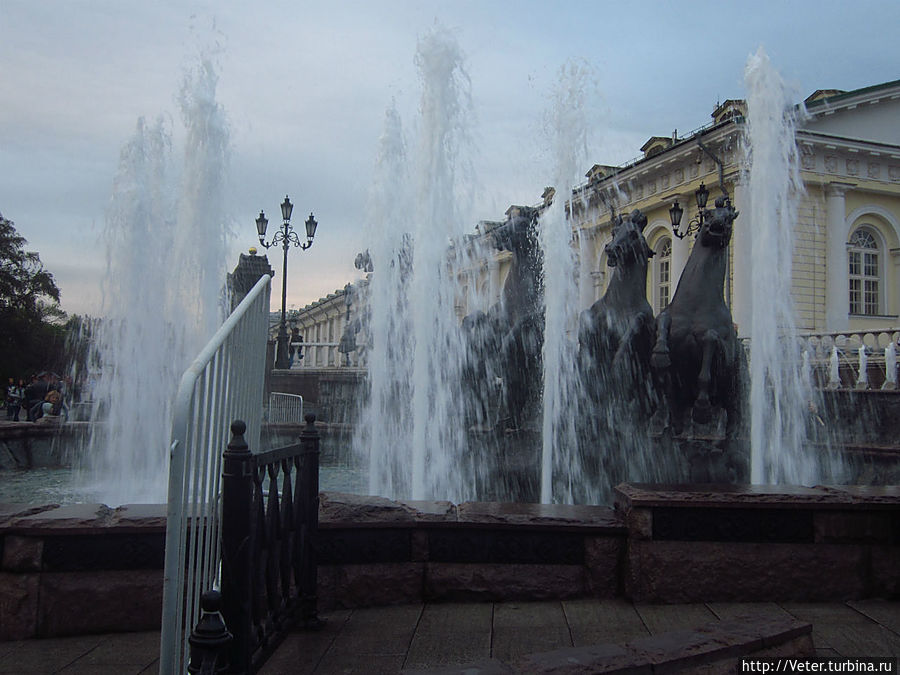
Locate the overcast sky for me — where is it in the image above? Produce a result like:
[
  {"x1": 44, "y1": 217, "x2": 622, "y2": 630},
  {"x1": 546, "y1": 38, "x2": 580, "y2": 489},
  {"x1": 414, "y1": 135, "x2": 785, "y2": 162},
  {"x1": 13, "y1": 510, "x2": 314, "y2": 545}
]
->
[{"x1": 2, "y1": 0, "x2": 899, "y2": 317}]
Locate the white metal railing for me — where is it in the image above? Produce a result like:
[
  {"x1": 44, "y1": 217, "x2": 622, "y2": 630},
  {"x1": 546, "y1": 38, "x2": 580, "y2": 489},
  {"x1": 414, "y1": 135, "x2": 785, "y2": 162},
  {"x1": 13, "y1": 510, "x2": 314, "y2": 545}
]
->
[
  {"x1": 267, "y1": 391, "x2": 304, "y2": 423},
  {"x1": 159, "y1": 274, "x2": 271, "y2": 675}
]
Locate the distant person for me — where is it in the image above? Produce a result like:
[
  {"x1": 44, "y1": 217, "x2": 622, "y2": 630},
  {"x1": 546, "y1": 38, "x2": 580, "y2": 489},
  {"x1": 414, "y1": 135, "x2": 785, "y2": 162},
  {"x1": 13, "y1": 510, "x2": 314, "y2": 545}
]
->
[
  {"x1": 6, "y1": 377, "x2": 23, "y2": 421},
  {"x1": 36, "y1": 390, "x2": 62, "y2": 425},
  {"x1": 288, "y1": 327, "x2": 302, "y2": 368},
  {"x1": 24, "y1": 374, "x2": 49, "y2": 422}
]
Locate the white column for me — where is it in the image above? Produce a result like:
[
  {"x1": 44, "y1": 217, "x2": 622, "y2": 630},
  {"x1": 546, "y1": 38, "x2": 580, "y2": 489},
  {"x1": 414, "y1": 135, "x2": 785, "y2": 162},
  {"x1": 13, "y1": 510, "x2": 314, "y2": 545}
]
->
[
  {"x1": 578, "y1": 228, "x2": 596, "y2": 309},
  {"x1": 730, "y1": 179, "x2": 752, "y2": 337},
  {"x1": 825, "y1": 183, "x2": 852, "y2": 331},
  {"x1": 670, "y1": 230, "x2": 690, "y2": 298},
  {"x1": 489, "y1": 258, "x2": 501, "y2": 305}
]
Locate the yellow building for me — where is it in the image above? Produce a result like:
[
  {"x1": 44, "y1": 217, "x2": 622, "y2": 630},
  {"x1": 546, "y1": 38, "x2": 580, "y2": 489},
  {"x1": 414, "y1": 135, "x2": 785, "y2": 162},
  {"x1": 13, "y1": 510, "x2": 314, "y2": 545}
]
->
[{"x1": 565, "y1": 78, "x2": 900, "y2": 339}]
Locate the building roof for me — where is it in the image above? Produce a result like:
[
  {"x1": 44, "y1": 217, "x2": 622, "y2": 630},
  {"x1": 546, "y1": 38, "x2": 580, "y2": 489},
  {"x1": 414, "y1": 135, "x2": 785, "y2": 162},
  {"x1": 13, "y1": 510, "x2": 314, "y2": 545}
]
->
[{"x1": 803, "y1": 78, "x2": 900, "y2": 111}]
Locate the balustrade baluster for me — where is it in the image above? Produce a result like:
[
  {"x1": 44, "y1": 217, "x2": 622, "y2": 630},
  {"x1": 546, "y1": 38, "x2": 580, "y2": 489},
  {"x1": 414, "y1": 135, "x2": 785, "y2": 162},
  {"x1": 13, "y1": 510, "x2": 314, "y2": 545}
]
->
[
  {"x1": 299, "y1": 414, "x2": 323, "y2": 630},
  {"x1": 265, "y1": 464, "x2": 282, "y2": 629},
  {"x1": 279, "y1": 459, "x2": 295, "y2": 613},
  {"x1": 884, "y1": 342, "x2": 898, "y2": 390}
]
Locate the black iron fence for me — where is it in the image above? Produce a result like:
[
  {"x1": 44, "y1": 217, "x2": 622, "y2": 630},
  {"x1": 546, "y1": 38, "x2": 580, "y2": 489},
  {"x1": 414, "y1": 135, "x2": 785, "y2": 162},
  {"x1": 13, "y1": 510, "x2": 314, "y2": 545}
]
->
[{"x1": 189, "y1": 414, "x2": 322, "y2": 674}]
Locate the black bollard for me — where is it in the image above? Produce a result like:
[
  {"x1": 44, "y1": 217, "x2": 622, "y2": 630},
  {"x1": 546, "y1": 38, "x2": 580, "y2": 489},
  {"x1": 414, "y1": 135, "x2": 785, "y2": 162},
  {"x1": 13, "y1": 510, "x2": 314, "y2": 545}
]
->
[
  {"x1": 188, "y1": 590, "x2": 232, "y2": 674},
  {"x1": 220, "y1": 420, "x2": 253, "y2": 672},
  {"x1": 299, "y1": 413, "x2": 324, "y2": 630}
]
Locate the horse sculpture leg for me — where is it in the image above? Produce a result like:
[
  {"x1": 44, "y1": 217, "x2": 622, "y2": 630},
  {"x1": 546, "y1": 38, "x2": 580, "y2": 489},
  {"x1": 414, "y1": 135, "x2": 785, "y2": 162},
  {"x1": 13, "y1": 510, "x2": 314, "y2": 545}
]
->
[
  {"x1": 693, "y1": 328, "x2": 721, "y2": 425},
  {"x1": 651, "y1": 312, "x2": 671, "y2": 370}
]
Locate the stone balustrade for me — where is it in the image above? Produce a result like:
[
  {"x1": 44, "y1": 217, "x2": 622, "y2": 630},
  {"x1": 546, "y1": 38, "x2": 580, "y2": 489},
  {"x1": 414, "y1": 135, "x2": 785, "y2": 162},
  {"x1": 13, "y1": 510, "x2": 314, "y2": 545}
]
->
[
  {"x1": 289, "y1": 341, "x2": 366, "y2": 369},
  {"x1": 742, "y1": 328, "x2": 900, "y2": 391}
]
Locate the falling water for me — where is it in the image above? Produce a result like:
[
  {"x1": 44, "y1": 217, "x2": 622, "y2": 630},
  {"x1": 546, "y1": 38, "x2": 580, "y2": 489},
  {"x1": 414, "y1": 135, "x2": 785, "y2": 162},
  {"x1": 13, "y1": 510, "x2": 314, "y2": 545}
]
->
[
  {"x1": 744, "y1": 48, "x2": 817, "y2": 484},
  {"x1": 79, "y1": 56, "x2": 231, "y2": 505},
  {"x1": 539, "y1": 61, "x2": 593, "y2": 504},
  {"x1": 356, "y1": 26, "x2": 480, "y2": 502}
]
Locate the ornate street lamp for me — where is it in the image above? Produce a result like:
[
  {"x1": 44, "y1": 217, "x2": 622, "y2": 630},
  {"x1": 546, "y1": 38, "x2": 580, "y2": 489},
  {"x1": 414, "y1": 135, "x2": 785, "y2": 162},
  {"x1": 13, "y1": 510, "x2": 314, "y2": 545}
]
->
[
  {"x1": 669, "y1": 182, "x2": 727, "y2": 239},
  {"x1": 256, "y1": 195, "x2": 318, "y2": 369}
]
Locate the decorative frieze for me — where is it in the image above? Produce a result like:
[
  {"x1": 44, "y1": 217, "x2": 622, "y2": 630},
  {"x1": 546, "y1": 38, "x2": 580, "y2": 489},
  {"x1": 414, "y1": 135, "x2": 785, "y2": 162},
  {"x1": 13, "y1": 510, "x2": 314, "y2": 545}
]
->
[
  {"x1": 868, "y1": 162, "x2": 881, "y2": 179},
  {"x1": 847, "y1": 159, "x2": 859, "y2": 176},
  {"x1": 800, "y1": 144, "x2": 816, "y2": 170}
]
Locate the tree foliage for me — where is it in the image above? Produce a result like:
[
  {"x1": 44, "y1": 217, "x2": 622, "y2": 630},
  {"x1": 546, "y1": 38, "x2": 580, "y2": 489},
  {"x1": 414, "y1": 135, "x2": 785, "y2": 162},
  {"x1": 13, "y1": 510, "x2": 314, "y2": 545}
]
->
[{"x1": 0, "y1": 212, "x2": 68, "y2": 378}]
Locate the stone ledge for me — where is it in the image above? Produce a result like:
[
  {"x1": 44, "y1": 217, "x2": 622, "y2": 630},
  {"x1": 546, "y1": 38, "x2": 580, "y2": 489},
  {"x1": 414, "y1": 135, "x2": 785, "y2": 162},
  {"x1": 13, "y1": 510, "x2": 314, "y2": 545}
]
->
[
  {"x1": 1, "y1": 503, "x2": 167, "y2": 535},
  {"x1": 319, "y1": 493, "x2": 624, "y2": 533},
  {"x1": 615, "y1": 483, "x2": 900, "y2": 511},
  {"x1": 319, "y1": 492, "x2": 457, "y2": 527},
  {"x1": 457, "y1": 502, "x2": 624, "y2": 533}
]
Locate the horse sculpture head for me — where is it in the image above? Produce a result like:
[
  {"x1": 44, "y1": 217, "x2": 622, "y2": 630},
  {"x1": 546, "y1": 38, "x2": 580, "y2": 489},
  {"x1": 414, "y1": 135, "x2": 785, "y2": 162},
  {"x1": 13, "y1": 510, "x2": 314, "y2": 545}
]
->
[
  {"x1": 605, "y1": 209, "x2": 654, "y2": 268},
  {"x1": 493, "y1": 209, "x2": 539, "y2": 260},
  {"x1": 698, "y1": 196, "x2": 739, "y2": 249}
]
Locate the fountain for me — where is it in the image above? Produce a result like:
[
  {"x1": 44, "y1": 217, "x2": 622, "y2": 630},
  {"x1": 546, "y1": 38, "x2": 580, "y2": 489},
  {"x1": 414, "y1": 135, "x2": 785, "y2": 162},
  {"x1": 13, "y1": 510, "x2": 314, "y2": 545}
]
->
[
  {"x1": 76, "y1": 55, "x2": 231, "y2": 506},
  {"x1": 354, "y1": 25, "x2": 484, "y2": 503},
  {"x1": 744, "y1": 48, "x2": 819, "y2": 485},
  {"x1": 353, "y1": 38, "x2": 863, "y2": 506}
]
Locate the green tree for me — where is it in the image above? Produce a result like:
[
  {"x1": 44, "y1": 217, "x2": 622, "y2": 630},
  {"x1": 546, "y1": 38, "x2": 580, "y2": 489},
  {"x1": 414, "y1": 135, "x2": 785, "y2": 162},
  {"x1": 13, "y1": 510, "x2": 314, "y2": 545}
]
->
[{"x1": 0, "y1": 212, "x2": 67, "y2": 379}]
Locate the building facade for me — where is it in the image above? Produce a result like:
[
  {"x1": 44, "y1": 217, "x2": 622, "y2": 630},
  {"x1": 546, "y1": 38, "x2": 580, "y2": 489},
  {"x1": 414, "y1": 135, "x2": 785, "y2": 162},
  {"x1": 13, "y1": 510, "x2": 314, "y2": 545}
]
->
[
  {"x1": 295, "y1": 79, "x2": 900, "y2": 372},
  {"x1": 568, "y1": 79, "x2": 900, "y2": 339}
]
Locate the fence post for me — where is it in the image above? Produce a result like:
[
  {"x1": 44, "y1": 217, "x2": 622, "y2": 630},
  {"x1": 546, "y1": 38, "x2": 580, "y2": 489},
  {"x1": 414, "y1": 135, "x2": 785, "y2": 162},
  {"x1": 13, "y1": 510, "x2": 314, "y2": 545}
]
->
[
  {"x1": 188, "y1": 590, "x2": 232, "y2": 674},
  {"x1": 221, "y1": 421, "x2": 254, "y2": 673},
  {"x1": 299, "y1": 413, "x2": 324, "y2": 630}
]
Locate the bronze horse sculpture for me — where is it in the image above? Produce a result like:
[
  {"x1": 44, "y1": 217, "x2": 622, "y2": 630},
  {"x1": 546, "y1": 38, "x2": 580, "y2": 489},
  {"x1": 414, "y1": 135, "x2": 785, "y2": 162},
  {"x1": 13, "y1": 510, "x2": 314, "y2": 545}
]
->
[
  {"x1": 495, "y1": 208, "x2": 543, "y2": 430},
  {"x1": 461, "y1": 208, "x2": 543, "y2": 430},
  {"x1": 578, "y1": 209, "x2": 656, "y2": 411},
  {"x1": 651, "y1": 196, "x2": 745, "y2": 437}
]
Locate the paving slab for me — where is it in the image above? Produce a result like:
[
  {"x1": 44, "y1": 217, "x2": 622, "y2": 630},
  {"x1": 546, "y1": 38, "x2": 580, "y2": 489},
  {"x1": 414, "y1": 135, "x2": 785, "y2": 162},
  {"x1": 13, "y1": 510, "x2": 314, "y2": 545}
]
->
[
  {"x1": 257, "y1": 609, "x2": 351, "y2": 675},
  {"x1": 491, "y1": 601, "x2": 571, "y2": 663},
  {"x1": 562, "y1": 597, "x2": 650, "y2": 646},
  {"x1": 634, "y1": 602, "x2": 718, "y2": 634},
  {"x1": 0, "y1": 634, "x2": 107, "y2": 674},
  {"x1": 56, "y1": 631, "x2": 159, "y2": 671},
  {"x1": 403, "y1": 603, "x2": 493, "y2": 670},
  {"x1": 848, "y1": 599, "x2": 900, "y2": 634},
  {"x1": 313, "y1": 605, "x2": 424, "y2": 674},
  {"x1": 706, "y1": 601, "x2": 795, "y2": 622},
  {"x1": 782, "y1": 602, "x2": 900, "y2": 657}
]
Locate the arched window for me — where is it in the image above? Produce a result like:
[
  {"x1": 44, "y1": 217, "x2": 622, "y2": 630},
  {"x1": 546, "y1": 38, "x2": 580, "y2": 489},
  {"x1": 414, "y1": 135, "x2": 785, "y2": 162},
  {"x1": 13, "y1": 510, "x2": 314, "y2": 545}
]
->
[
  {"x1": 848, "y1": 227, "x2": 881, "y2": 316},
  {"x1": 655, "y1": 237, "x2": 672, "y2": 313}
]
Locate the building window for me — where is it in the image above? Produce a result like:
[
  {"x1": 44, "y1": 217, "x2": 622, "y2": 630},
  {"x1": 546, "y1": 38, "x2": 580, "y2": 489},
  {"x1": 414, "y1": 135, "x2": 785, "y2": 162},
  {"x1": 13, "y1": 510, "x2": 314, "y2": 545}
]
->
[
  {"x1": 848, "y1": 227, "x2": 880, "y2": 316},
  {"x1": 655, "y1": 237, "x2": 672, "y2": 313}
]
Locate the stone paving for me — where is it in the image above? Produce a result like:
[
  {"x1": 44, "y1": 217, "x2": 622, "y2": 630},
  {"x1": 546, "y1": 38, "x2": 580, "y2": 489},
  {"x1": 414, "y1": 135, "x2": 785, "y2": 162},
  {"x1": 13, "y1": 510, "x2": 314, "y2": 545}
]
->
[{"x1": 0, "y1": 598, "x2": 897, "y2": 674}]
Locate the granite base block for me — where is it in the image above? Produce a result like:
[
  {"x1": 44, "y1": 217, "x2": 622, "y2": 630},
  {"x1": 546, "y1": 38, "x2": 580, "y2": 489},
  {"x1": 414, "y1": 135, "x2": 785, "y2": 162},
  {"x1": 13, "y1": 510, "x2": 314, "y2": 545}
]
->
[
  {"x1": 625, "y1": 540, "x2": 867, "y2": 603},
  {"x1": 0, "y1": 572, "x2": 39, "y2": 640},
  {"x1": 37, "y1": 569, "x2": 163, "y2": 637},
  {"x1": 584, "y1": 536, "x2": 622, "y2": 597},
  {"x1": 425, "y1": 564, "x2": 588, "y2": 602},
  {"x1": 320, "y1": 562, "x2": 425, "y2": 609}
]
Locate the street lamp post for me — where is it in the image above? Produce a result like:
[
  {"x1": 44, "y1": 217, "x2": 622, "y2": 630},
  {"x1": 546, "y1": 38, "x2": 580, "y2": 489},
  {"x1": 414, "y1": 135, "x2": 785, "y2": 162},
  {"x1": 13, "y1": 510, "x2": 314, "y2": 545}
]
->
[{"x1": 256, "y1": 195, "x2": 318, "y2": 369}]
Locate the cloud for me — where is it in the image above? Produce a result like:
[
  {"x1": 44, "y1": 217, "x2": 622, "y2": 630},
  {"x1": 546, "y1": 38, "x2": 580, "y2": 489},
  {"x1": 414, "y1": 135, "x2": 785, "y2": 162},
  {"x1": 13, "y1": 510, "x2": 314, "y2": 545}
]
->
[{"x1": 3, "y1": 0, "x2": 900, "y2": 318}]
